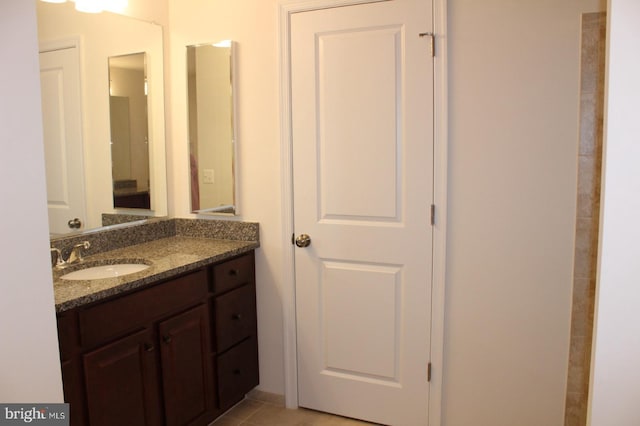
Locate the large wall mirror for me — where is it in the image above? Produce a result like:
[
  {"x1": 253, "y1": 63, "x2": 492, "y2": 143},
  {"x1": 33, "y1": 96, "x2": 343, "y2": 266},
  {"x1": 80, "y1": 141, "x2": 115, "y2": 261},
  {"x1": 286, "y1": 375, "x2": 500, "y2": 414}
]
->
[
  {"x1": 187, "y1": 41, "x2": 238, "y2": 215},
  {"x1": 37, "y1": 1, "x2": 167, "y2": 236}
]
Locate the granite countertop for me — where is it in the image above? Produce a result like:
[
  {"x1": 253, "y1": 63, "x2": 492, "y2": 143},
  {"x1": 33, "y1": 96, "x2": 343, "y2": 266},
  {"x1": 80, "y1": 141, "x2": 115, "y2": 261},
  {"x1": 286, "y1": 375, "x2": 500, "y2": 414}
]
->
[
  {"x1": 53, "y1": 236, "x2": 258, "y2": 313},
  {"x1": 113, "y1": 187, "x2": 150, "y2": 196}
]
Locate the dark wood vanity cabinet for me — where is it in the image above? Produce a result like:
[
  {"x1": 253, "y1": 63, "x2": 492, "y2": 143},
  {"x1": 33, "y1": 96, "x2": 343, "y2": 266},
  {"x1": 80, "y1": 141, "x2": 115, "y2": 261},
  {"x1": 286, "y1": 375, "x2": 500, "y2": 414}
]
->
[
  {"x1": 211, "y1": 254, "x2": 259, "y2": 411},
  {"x1": 56, "y1": 251, "x2": 258, "y2": 425}
]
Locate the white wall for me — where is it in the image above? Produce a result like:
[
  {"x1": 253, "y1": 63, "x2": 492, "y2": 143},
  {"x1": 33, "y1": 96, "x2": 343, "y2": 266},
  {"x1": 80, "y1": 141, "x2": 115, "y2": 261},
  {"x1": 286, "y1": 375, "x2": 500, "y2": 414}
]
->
[
  {"x1": 168, "y1": 0, "x2": 285, "y2": 394},
  {"x1": 444, "y1": 1, "x2": 603, "y2": 424},
  {"x1": 588, "y1": 1, "x2": 640, "y2": 424},
  {"x1": 0, "y1": 0, "x2": 63, "y2": 403}
]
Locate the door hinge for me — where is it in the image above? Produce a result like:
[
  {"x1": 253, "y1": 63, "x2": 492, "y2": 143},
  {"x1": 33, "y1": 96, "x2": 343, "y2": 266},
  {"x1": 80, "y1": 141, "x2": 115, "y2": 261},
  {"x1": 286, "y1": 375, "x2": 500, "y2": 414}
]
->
[
  {"x1": 419, "y1": 32, "x2": 435, "y2": 57},
  {"x1": 427, "y1": 362, "x2": 432, "y2": 382},
  {"x1": 430, "y1": 204, "x2": 436, "y2": 226}
]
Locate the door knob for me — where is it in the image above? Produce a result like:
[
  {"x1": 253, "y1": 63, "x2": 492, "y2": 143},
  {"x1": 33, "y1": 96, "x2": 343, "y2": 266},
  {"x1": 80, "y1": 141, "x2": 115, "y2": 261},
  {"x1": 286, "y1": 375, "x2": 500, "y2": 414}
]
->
[
  {"x1": 295, "y1": 234, "x2": 311, "y2": 248},
  {"x1": 67, "y1": 218, "x2": 82, "y2": 229}
]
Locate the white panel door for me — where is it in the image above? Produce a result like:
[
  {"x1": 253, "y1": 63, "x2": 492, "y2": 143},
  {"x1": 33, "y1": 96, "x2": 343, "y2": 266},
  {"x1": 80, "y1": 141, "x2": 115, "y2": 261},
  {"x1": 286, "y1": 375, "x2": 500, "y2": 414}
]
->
[
  {"x1": 39, "y1": 47, "x2": 86, "y2": 235},
  {"x1": 291, "y1": 1, "x2": 434, "y2": 424}
]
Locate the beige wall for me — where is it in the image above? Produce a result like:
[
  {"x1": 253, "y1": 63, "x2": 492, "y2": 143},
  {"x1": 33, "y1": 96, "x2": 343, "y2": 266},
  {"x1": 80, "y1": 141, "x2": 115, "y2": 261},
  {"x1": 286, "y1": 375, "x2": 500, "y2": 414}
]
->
[
  {"x1": 168, "y1": 0, "x2": 285, "y2": 393},
  {"x1": 0, "y1": 0, "x2": 63, "y2": 402},
  {"x1": 445, "y1": 0, "x2": 603, "y2": 424}
]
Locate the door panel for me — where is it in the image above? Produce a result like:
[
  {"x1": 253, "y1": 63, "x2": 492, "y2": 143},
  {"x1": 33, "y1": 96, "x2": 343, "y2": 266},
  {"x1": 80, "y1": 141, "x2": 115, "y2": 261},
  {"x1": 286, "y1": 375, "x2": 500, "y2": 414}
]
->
[
  {"x1": 322, "y1": 261, "x2": 401, "y2": 380},
  {"x1": 291, "y1": 1, "x2": 434, "y2": 424},
  {"x1": 159, "y1": 305, "x2": 212, "y2": 426},
  {"x1": 83, "y1": 329, "x2": 162, "y2": 426},
  {"x1": 318, "y1": 26, "x2": 401, "y2": 221},
  {"x1": 39, "y1": 46, "x2": 86, "y2": 235}
]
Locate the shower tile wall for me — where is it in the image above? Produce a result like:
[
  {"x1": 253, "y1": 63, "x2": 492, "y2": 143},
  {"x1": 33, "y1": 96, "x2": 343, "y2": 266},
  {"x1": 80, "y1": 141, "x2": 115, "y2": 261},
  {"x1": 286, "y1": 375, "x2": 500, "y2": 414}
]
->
[{"x1": 565, "y1": 12, "x2": 606, "y2": 426}]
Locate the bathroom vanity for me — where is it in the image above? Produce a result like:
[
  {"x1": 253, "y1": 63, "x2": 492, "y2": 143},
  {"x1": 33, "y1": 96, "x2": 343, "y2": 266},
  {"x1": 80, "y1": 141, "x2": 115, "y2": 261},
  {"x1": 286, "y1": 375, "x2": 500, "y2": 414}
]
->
[{"x1": 51, "y1": 219, "x2": 260, "y2": 425}]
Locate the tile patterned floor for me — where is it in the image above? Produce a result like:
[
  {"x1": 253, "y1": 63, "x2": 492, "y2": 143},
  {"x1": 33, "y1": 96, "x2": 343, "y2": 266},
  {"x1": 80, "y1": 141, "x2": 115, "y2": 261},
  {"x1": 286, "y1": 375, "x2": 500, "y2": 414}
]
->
[{"x1": 210, "y1": 391, "x2": 377, "y2": 426}]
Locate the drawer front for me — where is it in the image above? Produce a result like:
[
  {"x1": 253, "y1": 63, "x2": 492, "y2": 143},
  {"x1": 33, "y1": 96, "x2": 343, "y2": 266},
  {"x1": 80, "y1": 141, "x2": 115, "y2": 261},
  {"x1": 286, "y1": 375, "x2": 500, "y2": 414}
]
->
[
  {"x1": 79, "y1": 269, "x2": 208, "y2": 348},
  {"x1": 214, "y1": 284, "x2": 256, "y2": 352},
  {"x1": 217, "y1": 336, "x2": 259, "y2": 409},
  {"x1": 213, "y1": 253, "x2": 254, "y2": 294}
]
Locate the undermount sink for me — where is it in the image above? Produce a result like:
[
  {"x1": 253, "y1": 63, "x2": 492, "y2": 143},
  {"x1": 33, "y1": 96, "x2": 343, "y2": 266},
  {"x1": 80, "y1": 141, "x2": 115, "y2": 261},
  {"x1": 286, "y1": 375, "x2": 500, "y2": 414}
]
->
[{"x1": 61, "y1": 263, "x2": 150, "y2": 281}]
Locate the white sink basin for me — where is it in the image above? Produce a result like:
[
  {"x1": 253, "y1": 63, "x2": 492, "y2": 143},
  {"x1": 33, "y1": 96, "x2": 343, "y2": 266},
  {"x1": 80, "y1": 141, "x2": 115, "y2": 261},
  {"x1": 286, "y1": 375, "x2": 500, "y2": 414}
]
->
[{"x1": 61, "y1": 263, "x2": 150, "y2": 281}]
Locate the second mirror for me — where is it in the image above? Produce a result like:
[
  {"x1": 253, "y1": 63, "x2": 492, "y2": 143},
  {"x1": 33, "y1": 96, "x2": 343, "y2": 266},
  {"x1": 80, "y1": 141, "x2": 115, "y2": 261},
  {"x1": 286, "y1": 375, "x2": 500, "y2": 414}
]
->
[{"x1": 187, "y1": 41, "x2": 238, "y2": 215}]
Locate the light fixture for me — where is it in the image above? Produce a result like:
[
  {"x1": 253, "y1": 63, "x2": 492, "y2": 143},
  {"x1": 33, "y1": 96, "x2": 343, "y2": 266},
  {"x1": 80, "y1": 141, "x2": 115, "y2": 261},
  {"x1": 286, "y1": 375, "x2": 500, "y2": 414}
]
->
[
  {"x1": 213, "y1": 40, "x2": 232, "y2": 48},
  {"x1": 40, "y1": 0, "x2": 129, "y2": 14},
  {"x1": 74, "y1": 0, "x2": 103, "y2": 13}
]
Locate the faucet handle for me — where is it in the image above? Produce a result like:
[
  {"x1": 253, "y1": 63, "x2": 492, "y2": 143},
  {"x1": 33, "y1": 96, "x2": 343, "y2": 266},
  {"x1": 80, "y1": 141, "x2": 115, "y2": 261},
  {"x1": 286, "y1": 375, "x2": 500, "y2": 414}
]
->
[{"x1": 50, "y1": 247, "x2": 64, "y2": 268}]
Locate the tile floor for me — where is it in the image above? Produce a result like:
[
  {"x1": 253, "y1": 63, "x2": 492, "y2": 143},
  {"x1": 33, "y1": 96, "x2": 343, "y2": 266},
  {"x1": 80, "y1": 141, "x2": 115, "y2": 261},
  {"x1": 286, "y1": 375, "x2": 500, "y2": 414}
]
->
[{"x1": 210, "y1": 391, "x2": 378, "y2": 426}]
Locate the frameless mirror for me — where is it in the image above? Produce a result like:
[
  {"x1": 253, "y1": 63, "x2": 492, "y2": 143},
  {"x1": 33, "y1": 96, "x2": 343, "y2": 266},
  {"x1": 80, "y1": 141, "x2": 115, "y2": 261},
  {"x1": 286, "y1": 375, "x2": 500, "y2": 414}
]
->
[
  {"x1": 187, "y1": 41, "x2": 238, "y2": 215},
  {"x1": 109, "y1": 53, "x2": 151, "y2": 209},
  {"x1": 36, "y1": 1, "x2": 167, "y2": 236}
]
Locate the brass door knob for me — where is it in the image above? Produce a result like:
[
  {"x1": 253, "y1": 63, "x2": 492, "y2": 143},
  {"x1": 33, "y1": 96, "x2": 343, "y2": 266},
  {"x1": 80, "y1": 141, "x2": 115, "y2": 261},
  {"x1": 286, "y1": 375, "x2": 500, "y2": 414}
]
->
[
  {"x1": 67, "y1": 218, "x2": 82, "y2": 229},
  {"x1": 295, "y1": 234, "x2": 311, "y2": 248}
]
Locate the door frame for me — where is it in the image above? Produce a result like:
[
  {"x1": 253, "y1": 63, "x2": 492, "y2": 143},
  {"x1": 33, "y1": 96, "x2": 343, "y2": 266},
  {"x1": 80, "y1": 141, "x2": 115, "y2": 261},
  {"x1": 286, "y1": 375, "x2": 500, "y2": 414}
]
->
[{"x1": 277, "y1": 0, "x2": 448, "y2": 424}]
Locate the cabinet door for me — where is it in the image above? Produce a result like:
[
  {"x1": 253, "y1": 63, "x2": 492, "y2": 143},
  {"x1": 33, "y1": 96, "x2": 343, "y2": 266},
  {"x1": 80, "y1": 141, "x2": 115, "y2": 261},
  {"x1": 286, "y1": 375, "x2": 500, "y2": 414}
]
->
[
  {"x1": 61, "y1": 360, "x2": 86, "y2": 426},
  {"x1": 159, "y1": 305, "x2": 213, "y2": 426},
  {"x1": 83, "y1": 329, "x2": 162, "y2": 426}
]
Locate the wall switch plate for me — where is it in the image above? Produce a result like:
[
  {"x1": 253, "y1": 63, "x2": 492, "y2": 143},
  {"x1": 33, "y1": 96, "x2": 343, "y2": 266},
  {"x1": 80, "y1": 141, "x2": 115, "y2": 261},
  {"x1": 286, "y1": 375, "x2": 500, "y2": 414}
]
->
[{"x1": 203, "y1": 169, "x2": 215, "y2": 184}]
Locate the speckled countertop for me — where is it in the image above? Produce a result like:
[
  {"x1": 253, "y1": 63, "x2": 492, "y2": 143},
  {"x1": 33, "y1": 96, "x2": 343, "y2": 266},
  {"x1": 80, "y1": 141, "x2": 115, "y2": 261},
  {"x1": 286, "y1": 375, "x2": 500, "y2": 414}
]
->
[
  {"x1": 53, "y1": 236, "x2": 258, "y2": 313},
  {"x1": 51, "y1": 218, "x2": 259, "y2": 313}
]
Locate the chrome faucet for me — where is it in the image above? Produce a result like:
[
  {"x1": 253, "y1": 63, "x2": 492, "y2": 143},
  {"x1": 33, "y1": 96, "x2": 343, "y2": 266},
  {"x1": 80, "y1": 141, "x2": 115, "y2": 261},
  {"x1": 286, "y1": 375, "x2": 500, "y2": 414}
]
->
[
  {"x1": 51, "y1": 241, "x2": 91, "y2": 269},
  {"x1": 67, "y1": 241, "x2": 91, "y2": 264}
]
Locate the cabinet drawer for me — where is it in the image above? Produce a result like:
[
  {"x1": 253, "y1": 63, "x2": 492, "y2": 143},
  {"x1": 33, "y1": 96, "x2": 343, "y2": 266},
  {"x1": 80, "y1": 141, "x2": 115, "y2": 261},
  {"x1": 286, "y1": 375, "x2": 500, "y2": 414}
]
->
[
  {"x1": 217, "y1": 336, "x2": 259, "y2": 409},
  {"x1": 213, "y1": 253, "x2": 254, "y2": 293},
  {"x1": 79, "y1": 269, "x2": 207, "y2": 348},
  {"x1": 214, "y1": 284, "x2": 256, "y2": 352}
]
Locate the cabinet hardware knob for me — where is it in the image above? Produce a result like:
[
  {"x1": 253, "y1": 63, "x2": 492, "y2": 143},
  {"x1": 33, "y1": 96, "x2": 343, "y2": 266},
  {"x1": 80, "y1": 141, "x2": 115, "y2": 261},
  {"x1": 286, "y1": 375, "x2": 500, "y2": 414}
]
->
[
  {"x1": 233, "y1": 369, "x2": 241, "y2": 375},
  {"x1": 162, "y1": 335, "x2": 172, "y2": 344},
  {"x1": 144, "y1": 343, "x2": 155, "y2": 352},
  {"x1": 232, "y1": 313, "x2": 243, "y2": 320},
  {"x1": 229, "y1": 269, "x2": 239, "y2": 277}
]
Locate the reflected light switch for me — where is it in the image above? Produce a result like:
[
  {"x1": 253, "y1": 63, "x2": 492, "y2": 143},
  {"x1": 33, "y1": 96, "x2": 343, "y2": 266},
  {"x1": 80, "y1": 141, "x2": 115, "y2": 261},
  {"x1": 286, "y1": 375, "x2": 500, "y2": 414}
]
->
[{"x1": 203, "y1": 169, "x2": 215, "y2": 184}]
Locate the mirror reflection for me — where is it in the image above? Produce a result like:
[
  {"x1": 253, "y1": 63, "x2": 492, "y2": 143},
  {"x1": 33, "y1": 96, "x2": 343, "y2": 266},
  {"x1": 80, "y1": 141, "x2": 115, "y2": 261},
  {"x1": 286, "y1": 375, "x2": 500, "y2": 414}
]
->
[
  {"x1": 187, "y1": 41, "x2": 238, "y2": 215},
  {"x1": 109, "y1": 53, "x2": 151, "y2": 209},
  {"x1": 36, "y1": 1, "x2": 167, "y2": 236}
]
